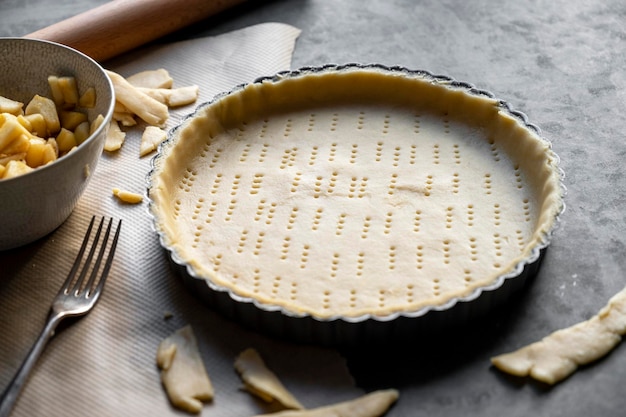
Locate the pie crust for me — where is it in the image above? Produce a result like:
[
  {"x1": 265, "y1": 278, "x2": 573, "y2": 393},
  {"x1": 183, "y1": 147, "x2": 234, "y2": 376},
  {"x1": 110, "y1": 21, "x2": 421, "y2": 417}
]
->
[{"x1": 148, "y1": 64, "x2": 564, "y2": 324}]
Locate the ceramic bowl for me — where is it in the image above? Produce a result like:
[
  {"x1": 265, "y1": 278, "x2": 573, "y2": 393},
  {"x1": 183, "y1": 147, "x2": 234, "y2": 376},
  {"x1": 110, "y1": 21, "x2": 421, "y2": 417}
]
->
[{"x1": 0, "y1": 38, "x2": 114, "y2": 250}]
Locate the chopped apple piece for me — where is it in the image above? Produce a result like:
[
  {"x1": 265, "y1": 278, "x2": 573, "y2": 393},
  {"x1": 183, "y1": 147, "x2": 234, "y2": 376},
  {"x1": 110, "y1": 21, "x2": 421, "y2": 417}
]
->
[
  {"x1": 47, "y1": 75, "x2": 64, "y2": 105},
  {"x1": 42, "y1": 139, "x2": 58, "y2": 164},
  {"x1": 0, "y1": 153, "x2": 26, "y2": 166},
  {"x1": 0, "y1": 95, "x2": 23, "y2": 115},
  {"x1": 24, "y1": 113, "x2": 47, "y2": 138},
  {"x1": 0, "y1": 113, "x2": 32, "y2": 152},
  {"x1": 60, "y1": 110, "x2": 88, "y2": 131},
  {"x1": 25, "y1": 137, "x2": 47, "y2": 168},
  {"x1": 25, "y1": 94, "x2": 60, "y2": 136},
  {"x1": 2, "y1": 133, "x2": 30, "y2": 155},
  {"x1": 74, "y1": 121, "x2": 91, "y2": 144},
  {"x1": 16, "y1": 114, "x2": 32, "y2": 131},
  {"x1": 3, "y1": 159, "x2": 33, "y2": 179},
  {"x1": 56, "y1": 128, "x2": 77, "y2": 153},
  {"x1": 90, "y1": 114, "x2": 105, "y2": 135},
  {"x1": 79, "y1": 87, "x2": 97, "y2": 108},
  {"x1": 57, "y1": 76, "x2": 79, "y2": 106}
]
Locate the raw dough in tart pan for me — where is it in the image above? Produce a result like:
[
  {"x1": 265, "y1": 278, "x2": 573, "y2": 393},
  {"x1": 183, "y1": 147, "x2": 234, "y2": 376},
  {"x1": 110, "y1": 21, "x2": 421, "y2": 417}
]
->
[{"x1": 148, "y1": 64, "x2": 564, "y2": 326}]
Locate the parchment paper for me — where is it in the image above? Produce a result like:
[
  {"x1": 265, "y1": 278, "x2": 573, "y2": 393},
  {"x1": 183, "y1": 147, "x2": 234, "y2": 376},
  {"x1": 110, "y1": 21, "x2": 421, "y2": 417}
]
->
[{"x1": 0, "y1": 23, "x2": 365, "y2": 417}]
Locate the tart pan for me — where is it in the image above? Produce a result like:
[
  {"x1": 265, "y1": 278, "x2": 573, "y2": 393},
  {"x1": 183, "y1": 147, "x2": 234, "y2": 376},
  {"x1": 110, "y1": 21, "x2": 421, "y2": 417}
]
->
[{"x1": 147, "y1": 64, "x2": 565, "y2": 345}]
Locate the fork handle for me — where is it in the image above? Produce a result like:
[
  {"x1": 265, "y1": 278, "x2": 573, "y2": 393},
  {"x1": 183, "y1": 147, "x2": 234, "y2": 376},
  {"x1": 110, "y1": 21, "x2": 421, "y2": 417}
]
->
[{"x1": 0, "y1": 314, "x2": 62, "y2": 417}]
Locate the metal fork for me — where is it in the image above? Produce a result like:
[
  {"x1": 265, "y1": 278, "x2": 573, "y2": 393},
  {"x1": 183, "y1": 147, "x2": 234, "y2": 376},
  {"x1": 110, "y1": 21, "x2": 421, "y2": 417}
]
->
[{"x1": 0, "y1": 216, "x2": 122, "y2": 417}]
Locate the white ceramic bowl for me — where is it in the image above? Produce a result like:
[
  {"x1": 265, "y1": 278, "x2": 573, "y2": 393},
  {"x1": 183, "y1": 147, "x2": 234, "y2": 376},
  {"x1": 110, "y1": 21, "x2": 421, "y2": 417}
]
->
[{"x1": 0, "y1": 38, "x2": 114, "y2": 250}]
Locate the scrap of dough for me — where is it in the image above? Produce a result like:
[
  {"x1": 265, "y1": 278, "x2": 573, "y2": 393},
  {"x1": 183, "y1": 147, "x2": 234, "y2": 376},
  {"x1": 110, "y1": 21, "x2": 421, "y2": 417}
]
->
[
  {"x1": 103, "y1": 120, "x2": 125, "y2": 152},
  {"x1": 113, "y1": 111, "x2": 137, "y2": 127},
  {"x1": 126, "y1": 68, "x2": 174, "y2": 89},
  {"x1": 105, "y1": 70, "x2": 169, "y2": 127},
  {"x1": 139, "y1": 86, "x2": 200, "y2": 107},
  {"x1": 491, "y1": 286, "x2": 626, "y2": 384},
  {"x1": 156, "y1": 325, "x2": 214, "y2": 414},
  {"x1": 140, "y1": 125, "x2": 167, "y2": 157},
  {"x1": 234, "y1": 348, "x2": 304, "y2": 410},
  {"x1": 253, "y1": 389, "x2": 399, "y2": 417}
]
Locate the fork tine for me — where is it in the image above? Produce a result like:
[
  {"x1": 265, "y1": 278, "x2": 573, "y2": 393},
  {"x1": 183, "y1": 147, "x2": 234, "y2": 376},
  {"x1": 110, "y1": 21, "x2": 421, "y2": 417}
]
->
[
  {"x1": 69, "y1": 216, "x2": 105, "y2": 295},
  {"x1": 83, "y1": 218, "x2": 117, "y2": 297},
  {"x1": 59, "y1": 215, "x2": 97, "y2": 295},
  {"x1": 82, "y1": 217, "x2": 110, "y2": 295},
  {"x1": 91, "y1": 218, "x2": 122, "y2": 297}
]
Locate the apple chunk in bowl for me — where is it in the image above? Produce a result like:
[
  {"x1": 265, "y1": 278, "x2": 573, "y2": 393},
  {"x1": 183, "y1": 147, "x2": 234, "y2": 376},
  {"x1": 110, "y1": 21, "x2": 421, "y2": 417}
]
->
[{"x1": 0, "y1": 38, "x2": 115, "y2": 250}]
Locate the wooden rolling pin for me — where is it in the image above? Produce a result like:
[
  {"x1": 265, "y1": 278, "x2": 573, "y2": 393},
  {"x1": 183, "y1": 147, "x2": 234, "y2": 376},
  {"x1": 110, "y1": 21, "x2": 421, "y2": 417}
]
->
[{"x1": 25, "y1": 0, "x2": 248, "y2": 62}]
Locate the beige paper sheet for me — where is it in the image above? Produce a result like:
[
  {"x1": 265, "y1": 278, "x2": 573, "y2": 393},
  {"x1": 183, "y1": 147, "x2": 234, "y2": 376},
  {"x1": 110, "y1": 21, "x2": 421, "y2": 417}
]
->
[{"x1": 0, "y1": 23, "x2": 363, "y2": 417}]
